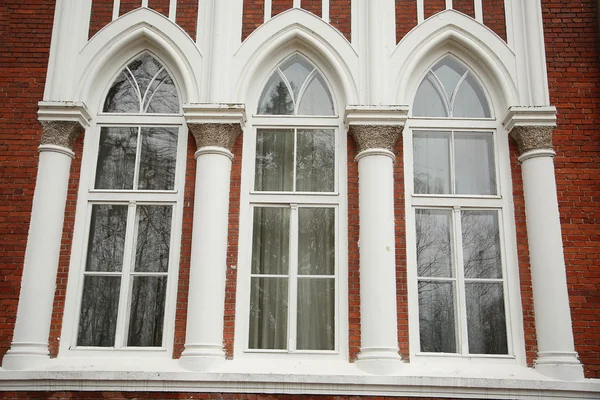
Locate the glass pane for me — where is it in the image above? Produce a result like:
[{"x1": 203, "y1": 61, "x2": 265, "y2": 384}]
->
[
  {"x1": 134, "y1": 205, "x2": 172, "y2": 273},
  {"x1": 413, "y1": 132, "x2": 451, "y2": 194},
  {"x1": 95, "y1": 127, "x2": 138, "y2": 190},
  {"x1": 298, "y1": 208, "x2": 335, "y2": 276},
  {"x1": 248, "y1": 277, "x2": 288, "y2": 350},
  {"x1": 418, "y1": 281, "x2": 457, "y2": 353},
  {"x1": 416, "y1": 209, "x2": 453, "y2": 277},
  {"x1": 127, "y1": 276, "x2": 167, "y2": 347},
  {"x1": 466, "y1": 282, "x2": 508, "y2": 354},
  {"x1": 77, "y1": 276, "x2": 120, "y2": 346},
  {"x1": 453, "y1": 73, "x2": 491, "y2": 118},
  {"x1": 462, "y1": 210, "x2": 502, "y2": 279},
  {"x1": 432, "y1": 57, "x2": 467, "y2": 100},
  {"x1": 86, "y1": 204, "x2": 128, "y2": 272},
  {"x1": 257, "y1": 72, "x2": 294, "y2": 115},
  {"x1": 255, "y1": 129, "x2": 294, "y2": 191},
  {"x1": 144, "y1": 70, "x2": 179, "y2": 113},
  {"x1": 103, "y1": 70, "x2": 140, "y2": 113},
  {"x1": 281, "y1": 55, "x2": 313, "y2": 101},
  {"x1": 297, "y1": 278, "x2": 335, "y2": 350},
  {"x1": 138, "y1": 127, "x2": 178, "y2": 190},
  {"x1": 297, "y1": 74, "x2": 335, "y2": 115},
  {"x1": 251, "y1": 207, "x2": 290, "y2": 275},
  {"x1": 296, "y1": 129, "x2": 335, "y2": 192},
  {"x1": 455, "y1": 132, "x2": 496, "y2": 195},
  {"x1": 413, "y1": 73, "x2": 448, "y2": 117},
  {"x1": 127, "y1": 53, "x2": 163, "y2": 106}
]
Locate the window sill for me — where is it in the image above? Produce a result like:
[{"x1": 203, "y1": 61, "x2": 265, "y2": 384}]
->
[{"x1": 1, "y1": 358, "x2": 598, "y2": 399}]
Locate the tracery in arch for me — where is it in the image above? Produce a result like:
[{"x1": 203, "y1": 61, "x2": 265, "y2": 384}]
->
[
  {"x1": 413, "y1": 56, "x2": 490, "y2": 118},
  {"x1": 257, "y1": 55, "x2": 335, "y2": 116},
  {"x1": 103, "y1": 53, "x2": 179, "y2": 114}
]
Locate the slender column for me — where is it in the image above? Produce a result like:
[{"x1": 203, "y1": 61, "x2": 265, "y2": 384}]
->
[
  {"x1": 350, "y1": 124, "x2": 403, "y2": 375},
  {"x1": 2, "y1": 120, "x2": 84, "y2": 370},
  {"x1": 511, "y1": 125, "x2": 584, "y2": 381},
  {"x1": 179, "y1": 122, "x2": 241, "y2": 371}
]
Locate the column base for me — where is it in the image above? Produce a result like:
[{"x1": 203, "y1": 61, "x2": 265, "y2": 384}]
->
[
  {"x1": 2, "y1": 342, "x2": 50, "y2": 370},
  {"x1": 356, "y1": 347, "x2": 403, "y2": 375},
  {"x1": 534, "y1": 351, "x2": 585, "y2": 381},
  {"x1": 179, "y1": 344, "x2": 226, "y2": 371}
]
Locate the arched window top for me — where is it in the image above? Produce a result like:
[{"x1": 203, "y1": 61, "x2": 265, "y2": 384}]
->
[
  {"x1": 103, "y1": 53, "x2": 179, "y2": 114},
  {"x1": 413, "y1": 56, "x2": 491, "y2": 118},
  {"x1": 257, "y1": 55, "x2": 335, "y2": 116}
]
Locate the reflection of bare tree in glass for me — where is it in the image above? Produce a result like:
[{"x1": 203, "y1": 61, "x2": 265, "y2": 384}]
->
[
  {"x1": 95, "y1": 128, "x2": 137, "y2": 190},
  {"x1": 138, "y1": 127, "x2": 178, "y2": 190},
  {"x1": 255, "y1": 130, "x2": 294, "y2": 191},
  {"x1": 262, "y1": 81, "x2": 294, "y2": 115},
  {"x1": 461, "y1": 211, "x2": 501, "y2": 279},
  {"x1": 414, "y1": 174, "x2": 447, "y2": 195},
  {"x1": 296, "y1": 130, "x2": 335, "y2": 192}
]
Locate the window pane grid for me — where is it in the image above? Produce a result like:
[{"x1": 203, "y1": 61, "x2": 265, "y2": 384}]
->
[{"x1": 415, "y1": 207, "x2": 508, "y2": 356}]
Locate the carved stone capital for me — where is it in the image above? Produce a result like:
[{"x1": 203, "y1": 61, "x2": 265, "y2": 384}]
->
[
  {"x1": 510, "y1": 125, "x2": 554, "y2": 155},
  {"x1": 39, "y1": 120, "x2": 84, "y2": 150},
  {"x1": 349, "y1": 124, "x2": 403, "y2": 153},
  {"x1": 188, "y1": 123, "x2": 241, "y2": 151}
]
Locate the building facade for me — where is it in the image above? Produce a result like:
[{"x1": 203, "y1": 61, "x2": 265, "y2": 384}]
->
[{"x1": 0, "y1": 0, "x2": 599, "y2": 398}]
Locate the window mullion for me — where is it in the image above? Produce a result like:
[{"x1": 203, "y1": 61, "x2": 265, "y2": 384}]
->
[
  {"x1": 288, "y1": 203, "x2": 299, "y2": 352},
  {"x1": 132, "y1": 127, "x2": 143, "y2": 190},
  {"x1": 114, "y1": 201, "x2": 138, "y2": 348},
  {"x1": 293, "y1": 129, "x2": 298, "y2": 192},
  {"x1": 449, "y1": 131, "x2": 457, "y2": 194},
  {"x1": 453, "y1": 206, "x2": 469, "y2": 355}
]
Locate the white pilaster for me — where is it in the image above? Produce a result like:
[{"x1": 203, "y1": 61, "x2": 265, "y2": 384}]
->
[
  {"x1": 504, "y1": 107, "x2": 584, "y2": 381},
  {"x1": 346, "y1": 106, "x2": 407, "y2": 375},
  {"x1": 179, "y1": 104, "x2": 245, "y2": 371},
  {"x1": 2, "y1": 103, "x2": 90, "y2": 370}
]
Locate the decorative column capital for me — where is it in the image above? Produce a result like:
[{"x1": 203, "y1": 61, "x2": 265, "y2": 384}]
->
[
  {"x1": 184, "y1": 103, "x2": 245, "y2": 152},
  {"x1": 345, "y1": 105, "x2": 408, "y2": 153},
  {"x1": 37, "y1": 101, "x2": 91, "y2": 150},
  {"x1": 503, "y1": 106, "x2": 557, "y2": 156}
]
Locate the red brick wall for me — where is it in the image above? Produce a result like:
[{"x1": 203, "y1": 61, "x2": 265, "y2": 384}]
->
[
  {"x1": 149, "y1": 0, "x2": 170, "y2": 17},
  {"x1": 424, "y1": 0, "x2": 445, "y2": 20},
  {"x1": 396, "y1": 0, "x2": 418, "y2": 43},
  {"x1": 302, "y1": 0, "x2": 322, "y2": 18},
  {"x1": 242, "y1": 0, "x2": 265, "y2": 41},
  {"x1": 119, "y1": 0, "x2": 141, "y2": 16},
  {"x1": 89, "y1": 0, "x2": 113, "y2": 39},
  {"x1": 347, "y1": 138, "x2": 360, "y2": 360},
  {"x1": 542, "y1": 0, "x2": 600, "y2": 378},
  {"x1": 0, "y1": 0, "x2": 56, "y2": 359},
  {"x1": 453, "y1": 0, "x2": 475, "y2": 19},
  {"x1": 330, "y1": 0, "x2": 351, "y2": 41},
  {"x1": 482, "y1": 0, "x2": 507, "y2": 42},
  {"x1": 272, "y1": 0, "x2": 293, "y2": 17},
  {"x1": 176, "y1": 0, "x2": 198, "y2": 41}
]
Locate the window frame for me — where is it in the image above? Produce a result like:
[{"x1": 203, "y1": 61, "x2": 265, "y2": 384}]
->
[
  {"x1": 233, "y1": 52, "x2": 348, "y2": 361},
  {"x1": 59, "y1": 53, "x2": 187, "y2": 358},
  {"x1": 404, "y1": 56, "x2": 525, "y2": 365}
]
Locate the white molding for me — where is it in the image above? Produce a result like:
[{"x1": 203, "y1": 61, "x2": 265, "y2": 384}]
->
[
  {"x1": 38, "y1": 101, "x2": 92, "y2": 127},
  {"x1": 345, "y1": 105, "x2": 408, "y2": 126},
  {"x1": 518, "y1": 149, "x2": 556, "y2": 162},
  {"x1": 502, "y1": 106, "x2": 557, "y2": 132},
  {"x1": 183, "y1": 103, "x2": 246, "y2": 126},
  {"x1": 0, "y1": 365, "x2": 599, "y2": 399},
  {"x1": 38, "y1": 144, "x2": 76, "y2": 159},
  {"x1": 194, "y1": 146, "x2": 235, "y2": 160}
]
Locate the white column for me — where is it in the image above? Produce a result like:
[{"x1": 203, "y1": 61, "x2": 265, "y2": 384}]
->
[
  {"x1": 511, "y1": 124, "x2": 584, "y2": 381},
  {"x1": 2, "y1": 118, "x2": 85, "y2": 370},
  {"x1": 349, "y1": 122, "x2": 404, "y2": 375},
  {"x1": 179, "y1": 121, "x2": 241, "y2": 371}
]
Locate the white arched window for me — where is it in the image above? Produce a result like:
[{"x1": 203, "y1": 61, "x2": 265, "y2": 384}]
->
[
  {"x1": 405, "y1": 55, "x2": 520, "y2": 360},
  {"x1": 236, "y1": 54, "x2": 347, "y2": 358},
  {"x1": 62, "y1": 52, "x2": 187, "y2": 355}
]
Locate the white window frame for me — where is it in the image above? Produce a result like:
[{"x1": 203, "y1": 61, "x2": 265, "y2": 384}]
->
[
  {"x1": 404, "y1": 57, "x2": 525, "y2": 365},
  {"x1": 59, "y1": 53, "x2": 187, "y2": 358},
  {"x1": 234, "y1": 53, "x2": 348, "y2": 361}
]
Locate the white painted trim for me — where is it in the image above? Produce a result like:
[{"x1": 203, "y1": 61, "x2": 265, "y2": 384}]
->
[
  {"x1": 194, "y1": 146, "x2": 234, "y2": 160},
  {"x1": 142, "y1": 0, "x2": 149, "y2": 8},
  {"x1": 264, "y1": 0, "x2": 272, "y2": 22},
  {"x1": 169, "y1": 0, "x2": 177, "y2": 21},
  {"x1": 322, "y1": 0, "x2": 330, "y2": 23},
  {"x1": 474, "y1": 0, "x2": 483, "y2": 23},
  {"x1": 38, "y1": 101, "x2": 92, "y2": 127},
  {"x1": 112, "y1": 0, "x2": 120, "y2": 20},
  {"x1": 502, "y1": 106, "x2": 557, "y2": 132},
  {"x1": 446, "y1": 0, "x2": 453, "y2": 10},
  {"x1": 183, "y1": 103, "x2": 246, "y2": 126},
  {"x1": 355, "y1": 148, "x2": 395, "y2": 161},
  {"x1": 293, "y1": 0, "x2": 301, "y2": 8},
  {"x1": 38, "y1": 144, "x2": 75, "y2": 159},
  {"x1": 417, "y1": 0, "x2": 425, "y2": 24},
  {"x1": 345, "y1": 105, "x2": 408, "y2": 126},
  {"x1": 518, "y1": 149, "x2": 556, "y2": 163}
]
